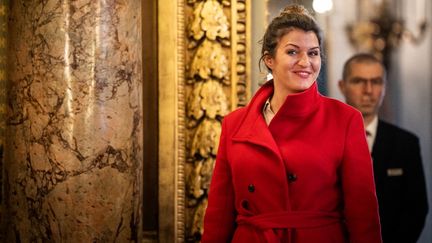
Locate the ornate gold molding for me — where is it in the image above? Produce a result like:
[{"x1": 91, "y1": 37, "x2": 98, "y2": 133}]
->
[
  {"x1": 158, "y1": 0, "x2": 249, "y2": 242},
  {"x1": 184, "y1": 0, "x2": 250, "y2": 242}
]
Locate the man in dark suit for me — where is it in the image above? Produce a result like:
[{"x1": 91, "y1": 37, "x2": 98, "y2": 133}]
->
[{"x1": 338, "y1": 53, "x2": 429, "y2": 243}]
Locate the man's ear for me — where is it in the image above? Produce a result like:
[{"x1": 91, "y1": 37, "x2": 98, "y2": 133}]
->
[{"x1": 338, "y1": 80, "x2": 346, "y2": 94}]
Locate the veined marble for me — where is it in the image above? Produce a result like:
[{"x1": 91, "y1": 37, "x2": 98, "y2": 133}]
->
[
  {"x1": 3, "y1": 0, "x2": 143, "y2": 242},
  {"x1": 0, "y1": 0, "x2": 8, "y2": 212}
]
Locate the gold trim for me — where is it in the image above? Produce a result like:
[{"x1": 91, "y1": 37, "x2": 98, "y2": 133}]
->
[
  {"x1": 158, "y1": 1, "x2": 250, "y2": 241},
  {"x1": 231, "y1": 0, "x2": 238, "y2": 109},
  {"x1": 158, "y1": 0, "x2": 181, "y2": 241},
  {"x1": 245, "y1": 0, "x2": 251, "y2": 101},
  {"x1": 176, "y1": 0, "x2": 186, "y2": 242}
]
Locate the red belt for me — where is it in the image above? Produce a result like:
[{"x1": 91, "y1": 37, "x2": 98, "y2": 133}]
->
[{"x1": 236, "y1": 211, "x2": 342, "y2": 242}]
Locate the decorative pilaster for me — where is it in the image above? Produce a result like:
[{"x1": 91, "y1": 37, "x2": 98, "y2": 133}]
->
[
  {"x1": 3, "y1": 1, "x2": 142, "y2": 242},
  {"x1": 184, "y1": 0, "x2": 250, "y2": 241}
]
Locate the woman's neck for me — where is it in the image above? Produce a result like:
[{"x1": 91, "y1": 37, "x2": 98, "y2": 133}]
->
[
  {"x1": 270, "y1": 81, "x2": 294, "y2": 114},
  {"x1": 269, "y1": 90, "x2": 286, "y2": 114}
]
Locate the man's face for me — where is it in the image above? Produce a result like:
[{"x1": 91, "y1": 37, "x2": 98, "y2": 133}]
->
[{"x1": 339, "y1": 62, "x2": 386, "y2": 118}]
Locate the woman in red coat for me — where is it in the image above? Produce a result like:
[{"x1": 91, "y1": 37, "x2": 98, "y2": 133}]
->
[{"x1": 202, "y1": 4, "x2": 382, "y2": 243}]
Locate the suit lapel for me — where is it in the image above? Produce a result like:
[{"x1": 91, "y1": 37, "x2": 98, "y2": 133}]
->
[{"x1": 371, "y1": 120, "x2": 388, "y2": 179}]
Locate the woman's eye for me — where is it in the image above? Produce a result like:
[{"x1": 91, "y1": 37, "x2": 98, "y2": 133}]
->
[
  {"x1": 286, "y1": 50, "x2": 297, "y2": 55},
  {"x1": 308, "y1": 51, "x2": 319, "y2": 56}
]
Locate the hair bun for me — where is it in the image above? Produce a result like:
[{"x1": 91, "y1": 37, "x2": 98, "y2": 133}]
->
[{"x1": 280, "y1": 4, "x2": 312, "y2": 17}]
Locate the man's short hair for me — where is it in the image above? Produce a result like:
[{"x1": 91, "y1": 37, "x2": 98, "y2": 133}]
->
[{"x1": 342, "y1": 53, "x2": 386, "y2": 80}]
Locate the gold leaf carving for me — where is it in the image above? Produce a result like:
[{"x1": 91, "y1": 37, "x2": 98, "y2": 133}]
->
[
  {"x1": 188, "y1": 0, "x2": 229, "y2": 42},
  {"x1": 186, "y1": 157, "x2": 214, "y2": 207},
  {"x1": 187, "y1": 80, "x2": 228, "y2": 126},
  {"x1": 189, "y1": 2, "x2": 205, "y2": 41},
  {"x1": 0, "y1": 22, "x2": 6, "y2": 32},
  {"x1": 200, "y1": 0, "x2": 229, "y2": 41},
  {"x1": 189, "y1": 39, "x2": 228, "y2": 80},
  {"x1": 190, "y1": 119, "x2": 221, "y2": 159},
  {"x1": 200, "y1": 157, "x2": 215, "y2": 190},
  {"x1": 187, "y1": 82, "x2": 205, "y2": 124},
  {"x1": 187, "y1": 161, "x2": 204, "y2": 199},
  {"x1": 190, "y1": 198, "x2": 207, "y2": 238},
  {"x1": 0, "y1": 37, "x2": 5, "y2": 48},
  {"x1": 185, "y1": 0, "x2": 250, "y2": 241},
  {"x1": 200, "y1": 79, "x2": 228, "y2": 119},
  {"x1": 0, "y1": 5, "x2": 5, "y2": 16}
]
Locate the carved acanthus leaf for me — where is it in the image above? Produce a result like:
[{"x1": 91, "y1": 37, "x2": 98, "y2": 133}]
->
[
  {"x1": 200, "y1": 79, "x2": 228, "y2": 119},
  {"x1": 189, "y1": 2, "x2": 206, "y2": 41},
  {"x1": 187, "y1": 79, "x2": 228, "y2": 125},
  {"x1": 200, "y1": 0, "x2": 229, "y2": 41},
  {"x1": 187, "y1": 82, "x2": 205, "y2": 124},
  {"x1": 187, "y1": 161, "x2": 204, "y2": 199},
  {"x1": 200, "y1": 157, "x2": 215, "y2": 190},
  {"x1": 189, "y1": 39, "x2": 228, "y2": 80},
  {"x1": 190, "y1": 119, "x2": 221, "y2": 159},
  {"x1": 190, "y1": 198, "x2": 207, "y2": 238},
  {"x1": 188, "y1": 0, "x2": 229, "y2": 43}
]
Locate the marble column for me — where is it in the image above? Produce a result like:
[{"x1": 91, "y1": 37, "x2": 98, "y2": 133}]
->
[
  {"x1": 3, "y1": 0, "x2": 142, "y2": 242},
  {"x1": 0, "y1": 0, "x2": 7, "y2": 216}
]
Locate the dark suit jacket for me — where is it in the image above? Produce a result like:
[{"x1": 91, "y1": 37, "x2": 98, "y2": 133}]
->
[{"x1": 372, "y1": 120, "x2": 429, "y2": 243}]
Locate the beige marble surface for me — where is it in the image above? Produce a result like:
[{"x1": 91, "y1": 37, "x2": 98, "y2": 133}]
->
[
  {"x1": 0, "y1": 0, "x2": 8, "y2": 226},
  {"x1": 3, "y1": 0, "x2": 142, "y2": 241}
]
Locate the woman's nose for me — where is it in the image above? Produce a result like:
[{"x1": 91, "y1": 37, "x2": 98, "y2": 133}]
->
[{"x1": 298, "y1": 53, "x2": 309, "y2": 67}]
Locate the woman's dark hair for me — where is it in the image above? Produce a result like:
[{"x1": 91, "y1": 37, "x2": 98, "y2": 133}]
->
[{"x1": 259, "y1": 5, "x2": 323, "y2": 71}]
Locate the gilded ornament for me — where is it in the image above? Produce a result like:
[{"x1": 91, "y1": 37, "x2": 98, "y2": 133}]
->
[
  {"x1": 0, "y1": 37, "x2": 5, "y2": 48},
  {"x1": 189, "y1": 2, "x2": 205, "y2": 41},
  {"x1": 187, "y1": 82, "x2": 205, "y2": 124},
  {"x1": 189, "y1": 198, "x2": 207, "y2": 239},
  {"x1": 187, "y1": 79, "x2": 228, "y2": 126},
  {"x1": 189, "y1": 39, "x2": 228, "y2": 80},
  {"x1": 186, "y1": 157, "x2": 215, "y2": 202},
  {"x1": 184, "y1": 0, "x2": 250, "y2": 241},
  {"x1": 200, "y1": 0, "x2": 229, "y2": 41},
  {"x1": 0, "y1": 5, "x2": 5, "y2": 15},
  {"x1": 200, "y1": 79, "x2": 228, "y2": 119},
  {"x1": 187, "y1": 161, "x2": 204, "y2": 199},
  {"x1": 190, "y1": 119, "x2": 221, "y2": 159},
  {"x1": 188, "y1": 0, "x2": 229, "y2": 43},
  {"x1": 200, "y1": 157, "x2": 215, "y2": 190}
]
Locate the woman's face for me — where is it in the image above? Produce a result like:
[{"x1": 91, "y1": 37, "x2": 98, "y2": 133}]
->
[{"x1": 265, "y1": 28, "x2": 321, "y2": 95}]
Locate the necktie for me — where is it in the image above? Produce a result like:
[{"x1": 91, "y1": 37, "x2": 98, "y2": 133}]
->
[{"x1": 365, "y1": 130, "x2": 373, "y2": 152}]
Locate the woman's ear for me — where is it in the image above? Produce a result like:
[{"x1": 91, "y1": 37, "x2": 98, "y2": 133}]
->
[{"x1": 263, "y1": 52, "x2": 273, "y2": 71}]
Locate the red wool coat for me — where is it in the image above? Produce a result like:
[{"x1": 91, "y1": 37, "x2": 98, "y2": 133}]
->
[{"x1": 202, "y1": 81, "x2": 382, "y2": 243}]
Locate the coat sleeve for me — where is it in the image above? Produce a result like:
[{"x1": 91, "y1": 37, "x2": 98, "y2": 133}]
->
[
  {"x1": 341, "y1": 111, "x2": 382, "y2": 243},
  {"x1": 202, "y1": 119, "x2": 236, "y2": 243}
]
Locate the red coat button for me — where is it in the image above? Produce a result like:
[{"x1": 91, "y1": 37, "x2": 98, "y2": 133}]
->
[
  {"x1": 248, "y1": 184, "x2": 255, "y2": 192},
  {"x1": 288, "y1": 173, "x2": 297, "y2": 182}
]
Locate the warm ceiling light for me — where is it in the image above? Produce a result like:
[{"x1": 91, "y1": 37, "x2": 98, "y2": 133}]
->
[{"x1": 313, "y1": 0, "x2": 333, "y2": 14}]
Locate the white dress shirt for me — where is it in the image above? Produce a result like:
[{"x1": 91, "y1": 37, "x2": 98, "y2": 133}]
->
[
  {"x1": 262, "y1": 98, "x2": 275, "y2": 125},
  {"x1": 365, "y1": 116, "x2": 378, "y2": 152}
]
